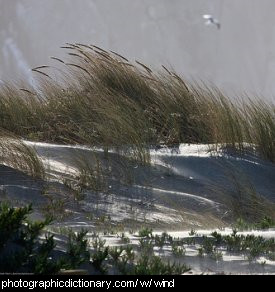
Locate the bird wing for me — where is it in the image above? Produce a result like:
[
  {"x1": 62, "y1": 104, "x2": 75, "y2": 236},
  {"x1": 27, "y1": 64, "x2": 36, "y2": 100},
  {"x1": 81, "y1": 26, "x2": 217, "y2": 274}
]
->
[
  {"x1": 204, "y1": 20, "x2": 213, "y2": 26},
  {"x1": 203, "y1": 14, "x2": 212, "y2": 19},
  {"x1": 212, "y1": 19, "x2": 221, "y2": 28}
]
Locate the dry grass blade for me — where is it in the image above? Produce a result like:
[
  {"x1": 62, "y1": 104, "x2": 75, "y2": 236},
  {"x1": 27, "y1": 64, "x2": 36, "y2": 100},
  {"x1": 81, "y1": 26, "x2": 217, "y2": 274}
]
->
[
  {"x1": 19, "y1": 88, "x2": 36, "y2": 95},
  {"x1": 118, "y1": 62, "x2": 135, "y2": 67},
  {"x1": 75, "y1": 43, "x2": 94, "y2": 51},
  {"x1": 74, "y1": 50, "x2": 94, "y2": 63},
  {"x1": 171, "y1": 73, "x2": 189, "y2": 92},
  {"x1": 66, "y1": 42, "x2": 80, "y2": 48},
  {"x1": 31, "y1": 69, "x2": 52, "y2": 79},
  {"x1": 32, "y1": 65, "x2": 50, "y2": 71},
  {"x1": 91, "y1": 45, "x2": 109, "y2": 54},
  {"x1": 135, "y1": 61, "x2": 153, "y2": 74},
  {"x1": 68, "y1": 52, "x2": 89, "y2": 62},
  {"x1": 60, "y1": 46, "x2": 76, "y2": 50},
  {"x1": 162, "y1": 65, "x2": 172, "y2": 75},
  {"x1": 110, "y1": 50, "x2": 129, "y2": 62},
  {"x1": 94, "y1": 50, "x2": 112, "y2": 61},
  {"x1": 51, "y1": 57, "x2": 65, "y2": 64},
  {"x1": 66, "y1": 63, "x2": 92, "y2": 76}
]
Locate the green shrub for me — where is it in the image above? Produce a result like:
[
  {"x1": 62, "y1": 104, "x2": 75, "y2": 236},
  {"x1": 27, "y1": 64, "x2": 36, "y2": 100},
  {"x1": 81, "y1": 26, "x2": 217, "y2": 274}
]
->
[
  {"x1": 138, "y1": 227, "x2": 153, "y2": 238},
  {"x1": 234, "y1": 216, "x2": 275, "y2": 231},
  {"x1": 91, "y1": 237, "x2": 109, "y2": 274},
  {"x1": 0, "y1": 203, "x2": 91, "y2": 274},
  {"x1": 133, "y1": 255, "x2": 190, "y2": 275}
]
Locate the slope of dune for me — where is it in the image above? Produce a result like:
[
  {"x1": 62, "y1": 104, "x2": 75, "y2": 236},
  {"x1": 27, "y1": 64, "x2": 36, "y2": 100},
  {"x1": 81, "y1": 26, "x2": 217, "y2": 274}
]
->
[
  {"x1": 1, "y1": 141, "x2": 274, "y2": 229},
  {"x1": 1, "y1": 141, "x2": 274, "y2": 274}
]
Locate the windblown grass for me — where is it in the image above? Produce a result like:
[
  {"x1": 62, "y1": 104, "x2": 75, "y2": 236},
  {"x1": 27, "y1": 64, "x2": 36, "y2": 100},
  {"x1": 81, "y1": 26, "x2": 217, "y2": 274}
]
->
[
  {"x1": 210, "y1": 160, "x2": 275, "y2": 222},
  {"x1": 0, "y1": 43, "x2": 274, "y2": 165},
  {"x1": 0, "y1": 129, "x2": 45, "y2": 178}
]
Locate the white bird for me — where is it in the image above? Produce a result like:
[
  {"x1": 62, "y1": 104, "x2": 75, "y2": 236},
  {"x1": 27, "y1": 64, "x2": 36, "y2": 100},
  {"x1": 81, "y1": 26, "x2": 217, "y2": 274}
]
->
[{"x1": 203, "y1": 14, "x2": 221, "y2": 29}]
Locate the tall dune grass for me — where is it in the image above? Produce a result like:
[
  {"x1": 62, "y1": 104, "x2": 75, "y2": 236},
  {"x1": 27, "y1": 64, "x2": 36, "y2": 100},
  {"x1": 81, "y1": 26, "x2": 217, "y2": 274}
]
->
[
  {"x1": 0, "y1": 129, "x2": 44, "y2": 178},
  {"x1": 0, "y1": 44, "x2": 274, "y2": 163},
  {"x1": 209, "y1": 160, "x2": 275, "y2": 222}
]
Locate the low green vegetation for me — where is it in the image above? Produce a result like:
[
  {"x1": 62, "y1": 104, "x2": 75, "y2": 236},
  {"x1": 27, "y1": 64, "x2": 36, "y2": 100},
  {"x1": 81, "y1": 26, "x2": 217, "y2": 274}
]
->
[
  {"x1": 0, "y1": 203, "x2": 90, "y2": 274},
  {"x1": 1, "y1": 203, "x2": 274, "y2": 274},
  {"x1": 234, "y1": 217, "x2": 275, "y2": 231},
  {"x1": 138, "y1": 227, "x2": 153, "y2": 238},
  {"x1": 0, "y1": 203, "x2": 191, "y2": 275},
  {"x1": 210, "y1": 230, "x2": 275, "y2": 261}
]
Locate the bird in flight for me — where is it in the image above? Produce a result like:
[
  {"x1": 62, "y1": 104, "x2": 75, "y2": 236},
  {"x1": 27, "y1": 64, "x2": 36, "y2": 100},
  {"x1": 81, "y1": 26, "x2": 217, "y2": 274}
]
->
[{"x1": 203, "y1": 14, "x2": 221, "y2": 29}]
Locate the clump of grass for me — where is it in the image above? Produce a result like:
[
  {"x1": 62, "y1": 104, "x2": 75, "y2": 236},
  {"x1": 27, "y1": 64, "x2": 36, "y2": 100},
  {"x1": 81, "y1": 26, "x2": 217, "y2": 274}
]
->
[
  {"x1": 0, "y1": 43, "x2": 274, "y2": 164},
  {"x1": 0, "y1": 129, "x2": 44, "y2": 179},
  {"x1": 210, "y1": 160, "x2": 275, "y2": 223},
  {"x1": 41, "y1": 195, "x2": 67, "y2": 220},
  {"x1": 74, "y1": 154, "x2": 107, "y2": 192},
  {"x1": 245, "y1": 100, "x2": 275, "y2": 162}
]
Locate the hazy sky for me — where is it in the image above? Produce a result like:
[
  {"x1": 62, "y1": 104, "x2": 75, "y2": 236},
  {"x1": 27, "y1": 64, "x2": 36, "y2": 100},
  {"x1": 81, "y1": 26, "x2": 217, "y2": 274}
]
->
[{"x1": 0, "y1": 0, "x2": 275, "y2": 101}]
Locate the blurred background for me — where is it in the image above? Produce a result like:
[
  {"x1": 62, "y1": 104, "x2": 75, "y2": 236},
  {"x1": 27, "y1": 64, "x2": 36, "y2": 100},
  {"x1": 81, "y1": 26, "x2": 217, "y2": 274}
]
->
[{"x1": 0, "y1": 0, "x2": 275, "y2": 101}]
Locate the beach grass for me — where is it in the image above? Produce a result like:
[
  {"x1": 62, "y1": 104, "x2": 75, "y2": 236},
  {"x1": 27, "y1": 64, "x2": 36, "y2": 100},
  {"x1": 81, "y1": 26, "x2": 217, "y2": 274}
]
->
[{"x1": 0, "y1": 44, "x2": 273, "y2": 163}]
